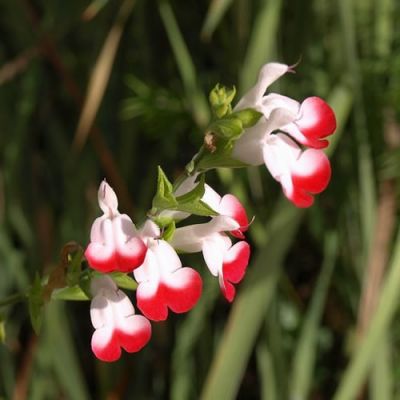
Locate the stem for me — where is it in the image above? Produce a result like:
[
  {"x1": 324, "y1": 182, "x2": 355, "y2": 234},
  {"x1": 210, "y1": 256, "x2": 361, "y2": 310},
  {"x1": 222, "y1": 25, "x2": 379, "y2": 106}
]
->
[
  {"x1": 172, "y1": 145, "x2": 207, "y2": 191},
  {"x1": 0, "y1": 292, "x2": 27, "y2": 308}
]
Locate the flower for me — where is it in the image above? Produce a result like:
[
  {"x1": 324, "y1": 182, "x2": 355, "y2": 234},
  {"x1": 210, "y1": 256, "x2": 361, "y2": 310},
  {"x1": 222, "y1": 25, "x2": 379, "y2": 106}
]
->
[
  {"x1": 170, "y1": 216, "x2": 250, "y2": 302},
  {"x1": 85, "y1": 181, "x2": 147, "y2": 273},
  {"x1": 161, "y1": 176, "x2": 250, "y2": 239},
  {"x1": 201, "y1": 183, "x2": 249, "y2": 239},
  {"x1": 232, "y1": 62, "x2": 336, "y2": 207},
  {"x1": 90, "y1": 275, "x2": 151, "y2": 362},
  {"x1": 134, "y1": 220, "x2": 202, "y2": 321}
]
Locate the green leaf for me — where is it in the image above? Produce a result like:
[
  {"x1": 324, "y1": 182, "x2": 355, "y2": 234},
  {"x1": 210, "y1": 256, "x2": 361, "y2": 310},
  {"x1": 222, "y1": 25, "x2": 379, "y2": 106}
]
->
[
  {"x1": 162, "y1": 220, "x2": 176, "y2": 242},
  {"x1": 208, "y1": 117, "x2": 243, "y2": 139},
  {"x1": 233, "y1": 108, "x2": 263, "y2": 128},
  {"x1": 175, "y1": 200, "x2": 218, "y2": 217},
  {"x1": 152, "y1": 166, "x2": 178, "y2": 210},
  {"x1": 66, "y1": 249, "x2": 84, "y2": 287},
  {"x1": 109, "y1": 272, "x2": 138, "y2": 291},
  {"x1": 51, "y1": 285, "x2": 90, "y2": 301},
  {"x1": 176, "y1": 174, "x2": 206, "y2": 204},
  {"x1": 197, "y1": 138, "x2": 248, "y2": 170},
  {"x1": 28, "y1": 274, "x2": 45, "y2": 334}
]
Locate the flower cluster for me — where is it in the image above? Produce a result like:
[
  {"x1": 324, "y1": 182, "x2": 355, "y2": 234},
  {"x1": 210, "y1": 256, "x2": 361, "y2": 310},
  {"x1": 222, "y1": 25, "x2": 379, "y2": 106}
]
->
[
  {"x1": 85, "y1": 180, "x2": 250, "y2": 361},
  {"x1": 84, "y1": 62, "x2": 336, "y2": 362},
  {"x1": 233, "y1": 62, "x2": 336, "y2": 207}
]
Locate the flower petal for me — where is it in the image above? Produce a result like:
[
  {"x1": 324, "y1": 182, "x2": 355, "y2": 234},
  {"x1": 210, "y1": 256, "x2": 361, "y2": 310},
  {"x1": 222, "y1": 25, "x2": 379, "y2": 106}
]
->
[
  {"x1": 235, "y1": 63, "x2": 289, "y2": 110},
  {"x1": 98, "y1": 180, "x2": 119, "y2": 216},
  {"x1": 288, "y1": 149, "x2": 331, "y2": 207},
  {"x1": 219, "y1": 194, "x2": 249, "y2": 238},
  {"x1": 91, "y1": 326, "x2": 121, "y2": 362},
  {"x1": 295, "y1": 97, "x2": 336, "y2": 148},
  {"x1": 86, "y1": 215, "x2": 147, "y2": 273},
  {"x1": 117, "y1": 315, "x2": 152, "y2": 353},
  {"x1": 223, "y1": 241, "x2": 251, "y2": 284},
  {"x1": 219, "y1": 241, "x2": 250, "y2": 302},
  {"x1": 135, "y1": 239, "x2": 202, "y2": 321}
]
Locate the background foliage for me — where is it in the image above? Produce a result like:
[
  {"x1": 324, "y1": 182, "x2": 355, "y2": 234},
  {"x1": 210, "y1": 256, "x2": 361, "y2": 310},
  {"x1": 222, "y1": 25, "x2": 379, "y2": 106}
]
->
[{"x1": 1, "y1": 0, "x2": 400, "y2": 399}]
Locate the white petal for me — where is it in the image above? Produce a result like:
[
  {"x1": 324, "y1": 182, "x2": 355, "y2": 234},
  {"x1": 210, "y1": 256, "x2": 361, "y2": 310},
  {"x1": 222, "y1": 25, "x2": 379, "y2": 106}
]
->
[
  {"x1": 139, "y1": 219, "x2": 160, "y2": 241},
  {"x1": 232, "y1": 119, "x2": 268, "y2": 166},
  {"x1": 263, "y1": 133, "x2": 300, "y2": 182},
  {"x1": 202, "y1": 184, "x2": 222, "y2": 212},
  {"x1": 90, "y1": 275, "x2": 117, "y2": 296},
  {"x1": 153, "y1": 240, "x2": 182, "y2": 275},
  {"x1": 261, "y1": 93, "x2": 300, "y2": 117},
  {"x1": 202, "y1": 235, "x2": 231, "y2": 276},
  {"x1": 235, "y1": 63, "x2": 289, "y2": 110},
  {"x1": 98, "y1": 181, "x2": 119, "y2": 216},
  {"x1": 134, "y1": 243, "x2": 159, "y2": 283},
  {"x1": 90, "y1": 295, "x2": 114, "y2": 329}
]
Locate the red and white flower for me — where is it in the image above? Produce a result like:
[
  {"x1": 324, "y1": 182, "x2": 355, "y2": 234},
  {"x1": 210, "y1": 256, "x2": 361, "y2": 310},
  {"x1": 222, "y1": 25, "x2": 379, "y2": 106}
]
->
[
  {"x1": 85, "y1": 181, "x2": 147, "y2": 273},
  {"x1": 171, "y1": 216, "x2": 250, "y2": 302},
  {"x1": 90, "y1": 276, "x2": 151, "y2": 362},
  {"x1": 233, "y1": 62, "x2": 336, "y2": 207},
  {"x1": 134, "y1": 220, "x2": 202, "y2": 321}
]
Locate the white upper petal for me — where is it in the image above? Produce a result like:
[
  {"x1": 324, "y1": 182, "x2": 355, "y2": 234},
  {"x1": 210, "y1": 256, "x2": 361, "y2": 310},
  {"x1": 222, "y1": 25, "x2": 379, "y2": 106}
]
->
[
  {"x1": 90, "y1": 275, "x2": 117, "y2": 296},
  {"x1": 261, "y1": 93, "x2": 300, "y2": 117},
  {"x1": 98, "y1": 181, "x2": 119, "y2": 217},
  {"x1": 235, "y1": 63, "x2": 289, "y2": 110},
  {"x1": 139, "y1": 219, "x2": 160, "y2": 242}
]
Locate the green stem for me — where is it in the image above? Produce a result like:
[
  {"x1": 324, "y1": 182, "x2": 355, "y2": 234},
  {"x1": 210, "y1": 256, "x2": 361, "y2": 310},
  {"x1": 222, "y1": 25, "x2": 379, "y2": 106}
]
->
[{"x1": 0, "y1": 292, "x2": 27, "y2": 308}]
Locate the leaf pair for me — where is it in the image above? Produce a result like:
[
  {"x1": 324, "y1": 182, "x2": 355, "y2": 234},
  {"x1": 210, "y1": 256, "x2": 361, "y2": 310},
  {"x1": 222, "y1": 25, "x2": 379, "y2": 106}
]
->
[{"x1": 152, "y1": 167, "x2": 218, "y2": 217}]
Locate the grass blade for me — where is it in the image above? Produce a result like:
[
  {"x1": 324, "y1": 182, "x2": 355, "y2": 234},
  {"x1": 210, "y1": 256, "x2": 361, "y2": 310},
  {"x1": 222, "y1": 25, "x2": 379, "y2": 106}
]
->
[
  {"x1": 159, "y1": 1, "x2": 209, "y2": 127},
  {"x1": 289, "y1": 233, "x2": 338, "y2": 400},
  {"x1": 239, "y1": 0, "x2": 283, "y2": 93},
  {"x1": 201, "y1": 0, "x2": 234, "y2": 40},
  {"x1": 333, "y1": 227, "x2": 400, "y2": 400}
]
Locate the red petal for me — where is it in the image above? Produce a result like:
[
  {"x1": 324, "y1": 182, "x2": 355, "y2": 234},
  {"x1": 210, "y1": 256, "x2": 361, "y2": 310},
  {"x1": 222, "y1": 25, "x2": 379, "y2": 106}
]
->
[
  {"x1": 85, "y1": 240, "x2": 147, "y2": 273},
  {"x1": 166, "y1": 268, "x2": 202, "y2": 314},
  {"x1": 115, "y1": 238, "x2": 147, "y2": 272},
  {"x1": 137, "y1": 268, "x2": 202, "y2": 321},
  {"x1": 287, "y1": 149, "x2": 331, "y2": 208},
  {"x1": 91, "y1": 327, "x2": 121, "y2": 362},
  {"x1": 219, "y1": 241, "x2": 250, "y2": 301},
  {"x1": 219, "y1": 194, "x2": 249, "y2": 238},
  {"x1": 296, "y1": 97, "x2": 336, "y2": 148},
  {"x1": 223, "y1": 241, "x2": 250, "y2": 284},
  {"x1": 221, "y1": 280, "x2": 236, "y2": 303},
  {"x1": 85, "y1": 244, "x2": 115, "y2": 273},
  {"x1": 117, "y1": 315, "x2": 152, "y2": 353}
]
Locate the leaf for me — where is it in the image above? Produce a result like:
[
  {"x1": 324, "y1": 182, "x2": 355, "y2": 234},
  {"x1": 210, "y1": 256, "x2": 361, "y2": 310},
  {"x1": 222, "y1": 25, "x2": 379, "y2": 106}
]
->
[
  {"x1": 109, "y1": 272, "x2": 138, "y2": 291},
  {"x1": 152, "y1": 166, "x2": 178, "y2": 210},
  {"x1": 175, "y1": 200, "x2": 218, "y2": 217},
  {"x1": 176, "y1": 174, "x2": 206, "y2": 204},
  {"x1": 208, "y1": 117, "x2": 243, "y2": 139},
  {"x1": 51, "y1": 286, "x2": 90, "y2": 301},
  {"x1": 162, "y1": 220, "x2": 176, "y2": 242},
  {"x1": 233, "y1": 108, "x2": 263, "y2": 128},
  {"x1": 28, "y1": 274, "x2": 45, "y2": 335}
]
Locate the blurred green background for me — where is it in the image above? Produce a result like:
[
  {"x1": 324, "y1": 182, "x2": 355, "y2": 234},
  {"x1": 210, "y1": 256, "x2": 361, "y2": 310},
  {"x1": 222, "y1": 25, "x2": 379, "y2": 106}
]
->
[{"x1": 1, "y1": 0, "x2": 400, "y2": 399}]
